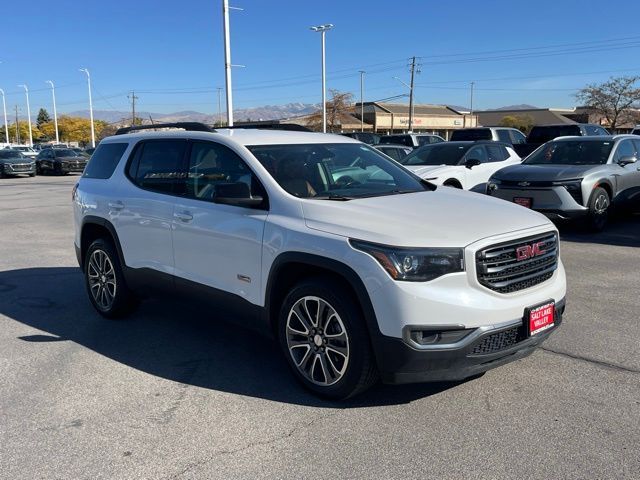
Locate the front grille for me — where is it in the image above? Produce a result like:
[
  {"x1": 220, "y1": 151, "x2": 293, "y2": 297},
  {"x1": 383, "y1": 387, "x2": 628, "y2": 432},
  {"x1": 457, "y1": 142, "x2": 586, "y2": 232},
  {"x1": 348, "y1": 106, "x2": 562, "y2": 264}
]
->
[
  {"x1": 8, "y1": 163, "x2": 31, "y2": 172},
  {"x1": 471, "y1": 326, "x2": 522, "y2": 355},
  {"x1": 476, "y1": 232, "x2": 558, "y2": 294}
]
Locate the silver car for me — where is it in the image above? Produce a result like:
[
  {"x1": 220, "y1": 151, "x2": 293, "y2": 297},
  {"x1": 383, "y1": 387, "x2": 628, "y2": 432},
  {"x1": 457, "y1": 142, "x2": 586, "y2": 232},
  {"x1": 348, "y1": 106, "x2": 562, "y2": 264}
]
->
[{"x1": 487, "y1": 135, "x2": 640, "y2": 231}]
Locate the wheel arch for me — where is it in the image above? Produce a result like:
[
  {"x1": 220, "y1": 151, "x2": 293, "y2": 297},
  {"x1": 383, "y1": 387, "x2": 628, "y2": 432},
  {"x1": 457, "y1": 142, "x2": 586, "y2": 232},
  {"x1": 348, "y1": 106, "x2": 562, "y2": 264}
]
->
[
  {"x1": 443, "y1": 178, "x2": 463, "y2": 189},
  {"x1": 80, "y1": 216, "x2": 126, "y2": 270}
]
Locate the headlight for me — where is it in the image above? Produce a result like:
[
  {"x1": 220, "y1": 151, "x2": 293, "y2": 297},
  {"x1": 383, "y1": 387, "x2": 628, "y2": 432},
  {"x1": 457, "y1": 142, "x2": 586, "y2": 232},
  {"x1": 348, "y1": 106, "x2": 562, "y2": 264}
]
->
[
  {"x1": 350, "y1": 239, "x2": 464, "y2": 282},
  {"x1": 552, "y1": 179, "x2": 582, "y2": 192},
  {"x1": 487, "y1": 177, "x2": 501, "y2": 193}
]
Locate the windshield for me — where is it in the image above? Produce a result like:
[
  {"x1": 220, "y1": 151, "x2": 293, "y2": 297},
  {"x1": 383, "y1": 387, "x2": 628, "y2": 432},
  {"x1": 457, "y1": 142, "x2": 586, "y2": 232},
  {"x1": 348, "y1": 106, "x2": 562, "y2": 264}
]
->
[
  {"x1": 55, "y1": 149, "x2": 79, "y2": 157},
  {"x1": 14, "y1": 146, "x2": 30, "y2": 152},
  {"x1": 401, "y1": 144, "x2": 470, "y2": 166},
  {"x1": 0, "y1": 150, "x2": 25, "y2": 159},
  {"x1": 247, "y1": 143, "x2": 426, "y2": 199},
  {"x1": 450, "y1": 129, "x2": 492, "y2": 141},
  {"x1": 524, "y1": 140, "x2": 613, "y2": 165}
]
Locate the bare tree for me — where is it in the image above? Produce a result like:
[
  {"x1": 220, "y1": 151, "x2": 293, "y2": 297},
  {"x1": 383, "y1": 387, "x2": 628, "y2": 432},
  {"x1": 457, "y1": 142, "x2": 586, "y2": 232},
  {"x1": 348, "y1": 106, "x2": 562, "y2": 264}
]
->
[
  {"x1": 575, "y1": 76, "x2": 640, "y2": 130},
  {"x1": 307, "y1": 89, "x2": 354, "y2": 132}
]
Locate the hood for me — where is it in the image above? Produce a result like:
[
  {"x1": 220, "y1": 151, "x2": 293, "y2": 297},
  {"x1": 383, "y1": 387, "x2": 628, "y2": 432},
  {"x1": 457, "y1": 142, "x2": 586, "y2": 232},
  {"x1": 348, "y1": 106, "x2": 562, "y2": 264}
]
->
[
  {"x1": 493, "y1": 163, "x2": 596, "y2": 182},
  {"x1": 404, "y1": 164, "x2": 459, "y2": 178},
  {"x1": 302, "y1": 188, "x2": 550, "y2": 247},
  {"x1": 56, "y1": 156, "x2": 86, "y2": 162}
]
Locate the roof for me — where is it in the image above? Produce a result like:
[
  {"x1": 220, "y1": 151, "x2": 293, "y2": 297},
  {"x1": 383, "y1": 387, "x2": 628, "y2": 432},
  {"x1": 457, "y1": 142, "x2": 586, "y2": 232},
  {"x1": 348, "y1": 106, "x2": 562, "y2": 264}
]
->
[
  {"x1": 476, "y1": 108, "x2": 576, "y2": 126},
  {"x1": 554, "y1": 134, "x2": 633, "y2": 142},
  {"x1": 364, "y1": 102, "x2": 464, "y2": 116},
  {"x1": 103, "y1": 128, "x2": 360, "y2": 146}
]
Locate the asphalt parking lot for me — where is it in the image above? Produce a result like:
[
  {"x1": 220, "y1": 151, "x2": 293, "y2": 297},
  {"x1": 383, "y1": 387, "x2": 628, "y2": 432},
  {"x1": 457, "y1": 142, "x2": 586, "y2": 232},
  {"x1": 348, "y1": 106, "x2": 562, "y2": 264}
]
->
[{"x1": 1, "y1": 175, "x2": 639, "y2": 480}]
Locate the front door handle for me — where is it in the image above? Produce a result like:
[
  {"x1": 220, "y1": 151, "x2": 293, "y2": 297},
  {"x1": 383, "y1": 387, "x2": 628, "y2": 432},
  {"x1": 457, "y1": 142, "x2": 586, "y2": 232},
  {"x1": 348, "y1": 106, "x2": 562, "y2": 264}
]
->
[
  {"x1": 174, "y1": 211, "x2": 193, "y2": 222},
  {"x1": 108, "y1": 201, "x2": 124, "y2": 211}
]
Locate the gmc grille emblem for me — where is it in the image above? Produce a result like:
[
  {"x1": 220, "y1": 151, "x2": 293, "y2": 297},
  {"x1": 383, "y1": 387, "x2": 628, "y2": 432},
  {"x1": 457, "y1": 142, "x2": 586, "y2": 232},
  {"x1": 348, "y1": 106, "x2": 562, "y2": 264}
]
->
[{"x1": 516, "y1": 241, "x2": 546, "y2": 261}]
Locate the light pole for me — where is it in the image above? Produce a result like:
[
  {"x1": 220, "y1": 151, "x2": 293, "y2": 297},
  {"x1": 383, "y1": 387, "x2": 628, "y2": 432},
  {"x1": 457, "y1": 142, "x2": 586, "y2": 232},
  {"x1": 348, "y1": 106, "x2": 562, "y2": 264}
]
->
[
  {"x1": 310, "y1": 24, "x2": 333, "y2": 133},
  {"x1": 0, "y1": 89, "x2": 8, "y2": 146},
  {"x1": 359, "y1": 70, "x2": 365, "y2": 132},
  {"x1": 45, "y1": 81, "x2": 60, "y2": 144},
  {"x1": 79, "y1": 68, "x2": 96, "y2": 147},
  {"x1": 217, "y1": 87, "x2": 223, "y2": 126},
  {"x1": 17, "y1": 85, "x2": 33, "y2": 147}
]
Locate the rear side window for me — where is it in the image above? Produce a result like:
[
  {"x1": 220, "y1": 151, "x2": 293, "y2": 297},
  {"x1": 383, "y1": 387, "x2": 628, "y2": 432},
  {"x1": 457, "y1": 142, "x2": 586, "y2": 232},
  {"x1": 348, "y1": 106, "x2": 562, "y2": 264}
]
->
[
  {"x1": 509, "y1": 130, "x2": 526, "y2": 144},
  {"x1": 82, "y1": 143, "x2": 128, "y2": 179},
  {"x1": 486, "y1": 145, "x2": 509, "y2": 162},
  {"x1": 496, "y1": 129, "x2": 512, "y2": 143},
  {"x1": 450, "y1": 129, "x2": 492, "y2": 141},
  {"x1": 127, "y1": 140, "x2": 187, "y2": 195}
]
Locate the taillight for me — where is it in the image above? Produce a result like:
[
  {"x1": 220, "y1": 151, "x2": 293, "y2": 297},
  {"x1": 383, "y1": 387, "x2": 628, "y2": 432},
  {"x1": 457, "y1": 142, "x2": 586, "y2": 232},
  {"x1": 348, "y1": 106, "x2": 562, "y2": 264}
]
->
[{"x1": 72, "y1": 183, "x2": 79, "y2": 201}]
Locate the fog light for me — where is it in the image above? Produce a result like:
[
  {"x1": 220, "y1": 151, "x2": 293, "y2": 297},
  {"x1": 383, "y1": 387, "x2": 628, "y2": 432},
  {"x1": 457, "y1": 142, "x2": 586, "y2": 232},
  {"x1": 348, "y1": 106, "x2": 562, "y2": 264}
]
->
[{"x1": 409, "y1": 328, "x2": 475, "y2": 346}]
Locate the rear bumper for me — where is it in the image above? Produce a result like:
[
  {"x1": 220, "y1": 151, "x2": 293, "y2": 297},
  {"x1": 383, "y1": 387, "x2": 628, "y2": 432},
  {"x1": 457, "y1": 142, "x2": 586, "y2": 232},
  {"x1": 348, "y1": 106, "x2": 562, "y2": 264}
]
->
[{"x1": 372, "y1": 298, "x2": 565, "y2": 384}]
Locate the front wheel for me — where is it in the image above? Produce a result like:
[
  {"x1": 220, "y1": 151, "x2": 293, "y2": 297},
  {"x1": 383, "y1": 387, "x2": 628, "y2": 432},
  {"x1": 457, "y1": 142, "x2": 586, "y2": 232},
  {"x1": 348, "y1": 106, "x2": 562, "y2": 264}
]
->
[
  {"x1": 278, "y1": 277, "x2": 378, "y2": 399},
  {"x1": 84, "y1": 238, "x2": 138, "y2": 318},
  {"x1": 587, "y1": 187, "x2": 610, "y2": 232}
]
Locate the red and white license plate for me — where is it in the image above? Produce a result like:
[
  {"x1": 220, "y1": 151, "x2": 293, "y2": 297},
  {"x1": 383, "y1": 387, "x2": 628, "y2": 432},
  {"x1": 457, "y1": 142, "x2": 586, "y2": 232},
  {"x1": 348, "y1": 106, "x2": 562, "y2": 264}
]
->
[
  {"x1": 527, "y1": 302, "x2": 555, "y2": 336},
  {"x1": 514, "y1": 197, "x2": 532, "y2": 208}
]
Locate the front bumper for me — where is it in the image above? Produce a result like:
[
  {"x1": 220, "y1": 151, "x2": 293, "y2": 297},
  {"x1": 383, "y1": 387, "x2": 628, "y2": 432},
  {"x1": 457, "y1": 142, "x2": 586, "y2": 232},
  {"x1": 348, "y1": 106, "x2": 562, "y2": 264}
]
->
[
  {"x1": 488, "y1": 185, "x2": 588, "y2": 220},
  {"x1": 1, "y1": 162, "x2": 36, "y2": 175},
  {"x1": 60, "y1": 162, "x2": 87, "y2": 173},
  {"x1": 374, "y1": 298, "x2": 565, "y2": 384}
]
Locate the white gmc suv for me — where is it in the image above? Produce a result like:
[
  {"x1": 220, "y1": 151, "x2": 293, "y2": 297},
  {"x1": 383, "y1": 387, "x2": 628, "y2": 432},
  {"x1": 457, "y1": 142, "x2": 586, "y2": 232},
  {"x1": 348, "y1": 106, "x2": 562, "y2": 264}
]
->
[{"x1": 73, "y1": 123, "x2": 566, "y2": 399}]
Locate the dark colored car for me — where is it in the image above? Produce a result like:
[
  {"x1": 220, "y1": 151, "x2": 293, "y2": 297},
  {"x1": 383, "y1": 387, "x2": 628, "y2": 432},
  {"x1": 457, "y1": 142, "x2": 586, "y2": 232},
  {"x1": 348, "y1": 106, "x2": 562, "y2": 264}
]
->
[
  {"x1": 341, "y1": 132, "x2": 381, "y2": 145},
  {"x1": 36, "y1": 148, "x2": 88, "y2": 175},
  {"x1": 374, "y1": 144, "x2": 413, "y2": 161},
  {"x1": 513, "y1": 123, "x2": 609, "y2": 158},
  {"x1": 0, "y1": 150, "x2": 36, "y2": 177}
]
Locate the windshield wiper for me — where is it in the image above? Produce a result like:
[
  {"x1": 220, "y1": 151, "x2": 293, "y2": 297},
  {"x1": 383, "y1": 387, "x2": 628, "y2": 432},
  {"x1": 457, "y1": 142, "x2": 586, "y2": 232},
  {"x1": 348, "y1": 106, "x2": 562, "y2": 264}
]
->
[{"x1": 314, "y1": 194, "x2": 355, "y2": 201}]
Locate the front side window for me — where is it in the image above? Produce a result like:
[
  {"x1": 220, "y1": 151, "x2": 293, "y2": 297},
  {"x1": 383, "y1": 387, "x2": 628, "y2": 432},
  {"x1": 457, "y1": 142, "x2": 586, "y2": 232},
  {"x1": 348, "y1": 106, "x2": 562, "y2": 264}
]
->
[
  {"x1": 401, "y1": 144, "x2": 470, "y2": 166},
  {"x1": 524, "y1": 140, "x2": 614, "y2": 165},
  {"x1": 510, "y1": 130, "x2": 526, "y2": 144},
  {"x1": 486, "y1": 145, "x2": 508, "y2": 162},
  {"x1": 83, "y1": 143, "x2": 128, "y2": 179},
  {"x1": 613, "y1": 140, "x2": 636, "y2": 162},
  {"x1": 248, "y1": 143, "x2": 426, "y2": 200},
  {"x1": 127, "y1": 140, "x2": 187, "y2": 194},
  {"x1": 183, "y1": 141, "x2": 265, "y2": 205},
  {"x1": 465, "y1": 146, "x2": 488, "y2": 163}
]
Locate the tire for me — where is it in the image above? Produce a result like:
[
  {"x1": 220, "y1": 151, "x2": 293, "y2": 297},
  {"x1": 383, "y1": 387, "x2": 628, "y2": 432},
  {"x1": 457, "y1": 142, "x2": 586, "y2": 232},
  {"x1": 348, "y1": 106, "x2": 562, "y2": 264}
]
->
[
  {"x1": 277, "y1": 277, "x2": 378, "y2": 399},
  {"x1": 84, "y1": 238, "x2": 138, "y2": 318},
  {"x1": 29, "y1": 172, "x2": 36, "y2": 177},
  {"x1": 36, "y1": 163, "x2": 43, "y2": 175},
  {"x1": 586, "y1": 187, "x2": 610, "y2": 232},
  {"x1": 443, "y1": 179, "x2": 462, "y2": 189},
  {"x1": 54, "y1": 163, "x2": 63, "y2": 176}
]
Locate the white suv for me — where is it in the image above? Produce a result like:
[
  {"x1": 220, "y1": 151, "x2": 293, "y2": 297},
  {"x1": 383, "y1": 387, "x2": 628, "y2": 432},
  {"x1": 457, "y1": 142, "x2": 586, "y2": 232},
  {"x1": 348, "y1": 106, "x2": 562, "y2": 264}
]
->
[{"x1": 73, "y1": 123, "x2": 566, "y2": 399}]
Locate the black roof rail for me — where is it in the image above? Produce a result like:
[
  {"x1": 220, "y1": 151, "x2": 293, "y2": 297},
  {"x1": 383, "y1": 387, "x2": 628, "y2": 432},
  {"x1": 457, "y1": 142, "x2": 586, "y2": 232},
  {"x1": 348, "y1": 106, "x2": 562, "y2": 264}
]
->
[
  {"x1": 115, "y1": 122, "x2": 216, "y2": 135},
  {"x1": 224, "y1": 123, "x2": 312, "y2": 132}
]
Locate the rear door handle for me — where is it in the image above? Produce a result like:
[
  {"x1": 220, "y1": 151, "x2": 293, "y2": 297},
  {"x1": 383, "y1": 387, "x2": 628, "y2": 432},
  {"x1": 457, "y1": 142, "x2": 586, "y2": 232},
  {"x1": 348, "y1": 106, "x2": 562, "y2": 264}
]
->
[
  {"x1": 108, "y1": 201, "x2": 124, "y2": 211},
  {"x1": 174, "y1": 211, "x2": 193, "y2": 222}
]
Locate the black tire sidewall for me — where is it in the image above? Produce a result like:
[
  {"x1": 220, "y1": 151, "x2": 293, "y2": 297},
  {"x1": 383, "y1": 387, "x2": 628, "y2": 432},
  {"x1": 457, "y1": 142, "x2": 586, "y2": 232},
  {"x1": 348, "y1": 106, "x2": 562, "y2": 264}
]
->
[
  {"x1": 277, "y1": 277, "x2": 376, "y2": 399},
  {"x1": 84, "y1": 238, "x2": 133, "y2": 318}
]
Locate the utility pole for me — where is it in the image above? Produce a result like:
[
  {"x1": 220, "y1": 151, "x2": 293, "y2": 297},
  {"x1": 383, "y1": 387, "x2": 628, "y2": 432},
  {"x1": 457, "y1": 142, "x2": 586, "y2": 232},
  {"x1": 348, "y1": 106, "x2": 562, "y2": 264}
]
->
[
  {"x1": 128, "y1": 91, "x2": 139, "y2": 126},
  {"x1": 15, "y1": 105, "x2": 20, "y2": 144},
  {"x1": 408, "y1": 56, "x2": 417, "y2": 133},
  {"x1": 217, "y1": 87, "x2": 223, "y2": 127},
  {"x1": 470, "y1": 81, "x2": 475, "y2": 126},
  {"x1": 359, "y1": 70, "x2": 365, "y2": 132}
]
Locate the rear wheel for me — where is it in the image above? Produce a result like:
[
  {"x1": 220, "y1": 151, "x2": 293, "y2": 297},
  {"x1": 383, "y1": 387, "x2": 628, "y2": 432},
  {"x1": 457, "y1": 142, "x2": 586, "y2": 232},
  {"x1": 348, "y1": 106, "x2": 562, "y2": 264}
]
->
[
  {"x1": 278, "y1": 277, "x2": 378, "y2": 399},
  {"x1": 84, "y1": 238, "x2": 138, "y2": 318},
  {"x1": 587, "y1": 187, "x2": 610, "y2": 232}
]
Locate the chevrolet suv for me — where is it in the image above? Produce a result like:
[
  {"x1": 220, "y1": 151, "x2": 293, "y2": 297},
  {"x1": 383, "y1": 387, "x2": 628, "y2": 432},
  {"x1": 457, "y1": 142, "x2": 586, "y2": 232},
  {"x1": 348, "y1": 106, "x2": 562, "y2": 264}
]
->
[{"x1": 73, "y1": 123, "x2": 566, "y2": 399}]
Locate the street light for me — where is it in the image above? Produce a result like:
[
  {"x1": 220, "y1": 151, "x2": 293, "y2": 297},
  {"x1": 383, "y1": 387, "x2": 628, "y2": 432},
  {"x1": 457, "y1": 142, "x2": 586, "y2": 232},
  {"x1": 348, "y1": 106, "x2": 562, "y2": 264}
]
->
[
  {"x1": 45, "y1": 81, "x2": 60, "y2": 144},
  {"x1": 79, "y1": 68, "x2": 96, "y2": 147},
  {"x1": 310, "y1": 23, "x2": 334, "y2": 133},
  {"x1": 17, "y1": 84, "x2": 33, "y2": 147},
  {"x1": 0, "y1": 89, "x2": 8, "y2": 146}
]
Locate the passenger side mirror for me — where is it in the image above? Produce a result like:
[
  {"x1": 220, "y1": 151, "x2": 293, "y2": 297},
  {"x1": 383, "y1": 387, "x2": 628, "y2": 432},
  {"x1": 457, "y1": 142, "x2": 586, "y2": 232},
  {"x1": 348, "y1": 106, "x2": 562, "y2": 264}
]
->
[
  {"x1": 465, "y1": 158, "x2": 482, "y2": 169},
  {"x1": 212, "y1": 182, "x2": 264, "y2": 208},
  {"x1": 618, "y1": 155, "x2": 637, "y2": 166}
]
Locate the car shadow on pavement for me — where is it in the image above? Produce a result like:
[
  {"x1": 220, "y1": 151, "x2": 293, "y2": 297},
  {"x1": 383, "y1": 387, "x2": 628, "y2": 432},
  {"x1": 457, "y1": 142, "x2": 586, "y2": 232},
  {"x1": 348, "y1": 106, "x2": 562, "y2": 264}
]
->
[
  {"x1": 558, "y1": 211, "x2": 640, "y2": 248},
  {"x1": 0, "y1": 267, "x2": 462, "y2": 408}
]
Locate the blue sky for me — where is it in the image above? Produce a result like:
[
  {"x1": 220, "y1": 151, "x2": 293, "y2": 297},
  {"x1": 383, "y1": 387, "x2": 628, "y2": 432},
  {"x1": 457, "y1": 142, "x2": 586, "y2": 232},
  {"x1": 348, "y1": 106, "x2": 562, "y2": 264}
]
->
[{"x1": 3, "y1": 0, "x2": 640, "y2": 117}]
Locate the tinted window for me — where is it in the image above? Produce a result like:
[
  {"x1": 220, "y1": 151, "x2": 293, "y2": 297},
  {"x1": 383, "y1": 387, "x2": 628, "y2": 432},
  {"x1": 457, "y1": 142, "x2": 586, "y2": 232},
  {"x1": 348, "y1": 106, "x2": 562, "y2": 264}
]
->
[
  {"x1": 486, "y1": 145, "x2": 509, "y2": 162},
  {"x1": 380, "y1": 135, "x2": 413, "y2": 147},
  {"x1": 127, "y1": 140, "x2": 187, "y2": 194},
  {"x1": 450, "y1": 129, "x2": 492, "y2": 141},
  {"x1": 182, "y1": 141, "x2": 265, "y2": 205},
  {"x1": 614, "y1": 140, "x2": 636, "y2": 161},
  {"x1": 378, "y1": 147, "x2": 400, "y2": 161},
  {"x1": 402, "y1": 144, "x2": 470, "y2": 166},
  {"x1": 417, "y1": 136, "x2": 443, "y2": 146},
  {"x1": 496, "y1": 129, "x2": 512, "y2": 143},
  {"x1": 466, "y1": 146, "x2": 488, "y2": 163},
  {"x1": 585, "y1": 125, "x2": 599, "y2": 136},
  {"x1": 527, "y1": 125, "x2": 581, "y2": 143},
  {"x1": 509, "y1": 130, "x2": 526, "y2": 144},
  {"x1": 524, "y1": 140, "x2": 613, "y2": 165},
  {"x1": 54, "y1": 149, "x2": 78, "y2": 157},
  {"x1": 82, "y1": 143, "x2": 128, "y2": 179},
  {"x1": 595, "y1": 127, "x2": 609, "y2": 135}
]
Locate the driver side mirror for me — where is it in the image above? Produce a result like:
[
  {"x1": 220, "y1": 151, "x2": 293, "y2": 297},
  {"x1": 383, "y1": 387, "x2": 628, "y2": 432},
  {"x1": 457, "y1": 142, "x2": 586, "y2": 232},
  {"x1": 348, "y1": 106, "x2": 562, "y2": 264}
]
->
[
  {"x1": 212, "y1": 182, "x2": 264, "y2": 208},
  {"x1": 465, "y1": 158, "x2": 482, "y2": 169},
  {"x1": 618, "y1": 155, "x2": 637, "y2": 166}
]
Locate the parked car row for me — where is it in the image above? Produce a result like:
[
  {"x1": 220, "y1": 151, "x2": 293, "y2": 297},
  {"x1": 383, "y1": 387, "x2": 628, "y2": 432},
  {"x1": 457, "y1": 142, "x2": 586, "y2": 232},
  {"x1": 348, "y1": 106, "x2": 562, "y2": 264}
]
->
[{"x1": 0, "y1": 146, "x2": 89, "y2": 178}]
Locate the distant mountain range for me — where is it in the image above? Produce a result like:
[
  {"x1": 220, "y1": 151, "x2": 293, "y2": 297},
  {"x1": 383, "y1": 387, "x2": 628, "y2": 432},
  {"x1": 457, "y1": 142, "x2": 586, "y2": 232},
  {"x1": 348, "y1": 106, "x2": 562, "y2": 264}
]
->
[
  {"x1": 492, "y1": 104, "x2": 538, "y2": 111},
  {"x1": 67, "y1": 102, "x2": 320, "y2": 125}
]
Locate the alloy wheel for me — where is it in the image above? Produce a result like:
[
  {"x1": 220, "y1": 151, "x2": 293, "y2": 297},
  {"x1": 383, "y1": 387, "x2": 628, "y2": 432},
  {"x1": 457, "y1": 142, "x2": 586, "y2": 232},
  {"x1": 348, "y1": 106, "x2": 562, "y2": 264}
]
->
[
  {"x1": 594, "y1": 193, "x2": 609, "y2": 214},
  {"x1": 87, "y1": 249, "x2": 117, "y2": 310},
  {"x1": 286, "y1": 296, "x2": 350, "y2": 386}
]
